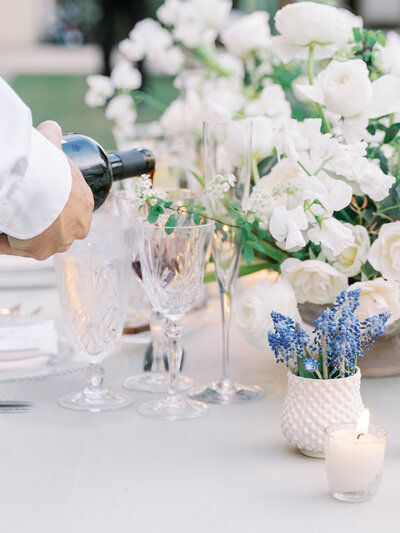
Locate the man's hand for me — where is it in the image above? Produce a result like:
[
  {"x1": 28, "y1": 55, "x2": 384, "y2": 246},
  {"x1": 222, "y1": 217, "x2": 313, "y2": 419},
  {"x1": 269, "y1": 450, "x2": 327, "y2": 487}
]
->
[{"x1": 0, "y1": 120, "x2": 94, "y2": 260}]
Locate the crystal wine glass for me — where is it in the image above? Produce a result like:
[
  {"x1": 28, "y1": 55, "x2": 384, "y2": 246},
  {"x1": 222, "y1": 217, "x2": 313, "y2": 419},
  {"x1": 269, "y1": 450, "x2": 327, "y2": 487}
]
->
[
  {"x1": 189, "y1": 119, "x2": 264, "y2": 405},
  {"x1": 115, "y1": 189, "x2": 199, "y2": 393},
  {"x1": 54, "y1": 214, "x2": 134, "y2": 412},
  {"x1": 136, "y1": 215, "x2": 214, "y2": 420}
]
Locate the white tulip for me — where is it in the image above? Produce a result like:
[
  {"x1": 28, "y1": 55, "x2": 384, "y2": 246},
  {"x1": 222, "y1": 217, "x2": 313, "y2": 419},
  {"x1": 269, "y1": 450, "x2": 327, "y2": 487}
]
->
[
  {"x1": 236, "y1": 279, "x2": 300, "y2": 350},
  {"x1": 324, "y1": 224, "x2": 370, "y2": 277},
  {"x1": 308, "y1": 217, "x2": 355, "y2": 257},
  {"x1": 281, "y1": 258, "x2": 348, "y2": 305},
  {"x1": 221, "y1": 11, "x2": 271, "y2": 58},
  {"x1": 111, "y1": 61, "x2": 142, "y2": 91},
  {"x1": 272, "y1": 2, "x2": 361, "y2": 63},
  {"x1": 368, "y1": 222, "x2": 400, "y2": 282},
  {"x1": 270, "y1": 205, "x2": 308, "y2": 250},
  {"x1": 349, "y1": 278, "x2": 400, "y2": 325}
]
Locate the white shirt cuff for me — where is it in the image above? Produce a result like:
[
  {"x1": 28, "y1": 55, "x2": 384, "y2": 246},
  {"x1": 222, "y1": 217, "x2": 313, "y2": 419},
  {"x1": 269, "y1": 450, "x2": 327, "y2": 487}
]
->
[{"x1": 0, "y1": 128, "x2": 72, "y2": 239}]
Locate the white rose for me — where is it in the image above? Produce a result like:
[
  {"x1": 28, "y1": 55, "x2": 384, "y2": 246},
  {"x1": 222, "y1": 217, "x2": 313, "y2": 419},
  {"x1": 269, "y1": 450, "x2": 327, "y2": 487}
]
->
[
  {"x1": 308, "y1": 217, "x2": 355, "y2": 257},
  {"x1": 272, "y1": 2, "x2": 359, "y2": 63},
  {"x1": 324, "y1": 224, "x2": 371, "y2": 277},
  {"x1": 297, "y1": 60, "x2": 400, "y2": 140},
  {"x1": 111, "y1": 61, "x2": 142, "y2": 91},
  {"x1": 375, "y1": 31, "x2": 400, "y2": 78},
  {"x1": 236, "y1": 279, "x2": 300, "y2": 350},
  {"x1": 368, "y1": 222, "x2": 400, "y2": 282},
  {"x1": 281, "y1": 258, "x2": 348, "y2": 304},
  {"x1": 349, "y1": 278, "x2": 400, "y2": 325},
  {"x1": 221, "y1": 11, "x2": 271, "y2": 58}
]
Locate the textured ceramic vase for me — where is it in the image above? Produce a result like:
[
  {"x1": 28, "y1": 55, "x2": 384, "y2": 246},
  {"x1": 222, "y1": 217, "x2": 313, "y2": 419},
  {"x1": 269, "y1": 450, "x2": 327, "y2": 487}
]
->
[{"x1": 281, "y1": 369, "x2": 364, "y2": 458}]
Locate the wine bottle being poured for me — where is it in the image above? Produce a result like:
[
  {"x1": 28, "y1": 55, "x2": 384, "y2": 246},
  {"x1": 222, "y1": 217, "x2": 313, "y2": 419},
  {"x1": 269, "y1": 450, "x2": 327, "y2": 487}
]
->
[{"x1": 61, "y1": 133, "x2": 155, "y2": 210}]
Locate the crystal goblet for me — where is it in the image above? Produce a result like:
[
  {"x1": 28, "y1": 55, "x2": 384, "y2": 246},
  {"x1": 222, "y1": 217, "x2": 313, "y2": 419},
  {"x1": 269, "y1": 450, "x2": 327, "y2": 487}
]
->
[
  {"x1": 136, "y1": 215, "x2": 214, "y2": 420},
  {"x1": 54, "y1": 215, "x2": 134, "y2": 412}
]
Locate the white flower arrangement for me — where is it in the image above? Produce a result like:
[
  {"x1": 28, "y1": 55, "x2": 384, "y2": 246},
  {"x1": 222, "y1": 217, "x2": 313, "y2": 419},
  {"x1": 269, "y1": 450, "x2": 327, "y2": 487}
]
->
[{"x1": 85, "y1": 0, "x2": 400, "y2": 348}]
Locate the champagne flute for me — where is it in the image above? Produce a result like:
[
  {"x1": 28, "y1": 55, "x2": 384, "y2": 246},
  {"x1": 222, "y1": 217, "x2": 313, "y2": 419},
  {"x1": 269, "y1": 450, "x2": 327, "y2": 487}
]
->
[
  {"x1": 189, "y1": 119, "x2": 264, "y2": 405},
  {"x1": 54, "y1": 215, "x2": 134, "y2": 412},
  {"x1": 136, "y1": 215, "x2": 214, "y2": 420}
]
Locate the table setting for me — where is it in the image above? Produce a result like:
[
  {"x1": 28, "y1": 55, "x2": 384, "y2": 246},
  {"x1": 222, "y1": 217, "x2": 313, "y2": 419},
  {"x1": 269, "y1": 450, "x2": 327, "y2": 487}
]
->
[{"x1": 2, "y1": 0, "x2": 400, "y2": 530}]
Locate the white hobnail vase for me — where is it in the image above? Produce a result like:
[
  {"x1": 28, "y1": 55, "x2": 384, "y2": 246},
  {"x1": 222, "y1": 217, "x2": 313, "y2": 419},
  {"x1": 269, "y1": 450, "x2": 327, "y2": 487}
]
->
[{"x1": 281, "y1": 368, "x2": 364, "y2": 458}]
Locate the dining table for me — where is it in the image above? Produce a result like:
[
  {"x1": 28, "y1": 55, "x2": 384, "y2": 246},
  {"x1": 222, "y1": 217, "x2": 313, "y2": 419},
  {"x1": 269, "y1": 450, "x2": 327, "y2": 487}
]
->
[{"x1": 0, "y1": 265, "x2": 399, "y2": 533}]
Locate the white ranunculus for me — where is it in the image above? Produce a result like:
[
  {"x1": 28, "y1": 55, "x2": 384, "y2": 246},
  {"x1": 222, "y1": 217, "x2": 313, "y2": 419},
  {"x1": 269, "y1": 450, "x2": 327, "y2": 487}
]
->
[
  {"x1": 236, "y1": 279, "x2": 301, "y2": 350},
  {"x1": 308, "y1": 217, "x2": 355, "y2": 257},
  {"x1": 85, "y1": 75, "x2": 113, "y2": 107},
  {"x1": 270, "y1": 205, "x2": 308, "y2": 250},
  {"x1": 368, "y1": 222, "x2": 400, "y2": 282},
  {"x1": 281, "y1": 258, "x2": 348, "y2": 304},
  {"x1": 375, "y1": 31, "x2": 400, "y2": 78},
  {"x1": 157, "y1": 0, "x2": 183, "y2": 26},
  {"x1": 324, "y1": 224, "x2": 370, "y2": 277},
  {"x1": 221, "y1": 11, "x2": 271, "y2": 58},
  {"x1": 272, "y1": 2, "x2": 360, "y2": 63},
  {"x1": 245, "y1": 84, "x2": 290, "y2": 118},
  {"x1": 251, "y1": 116, "x2": 275, "y2": 159},
  {"x1": 111, "y1": 61, "x2": 142, "y2": 90},
  {"x1": 105, "y1": 94, "x2": 137, "y2": 125},
  {"x1": 349, "y1": 278, "x2": 400, "y2": 325}
]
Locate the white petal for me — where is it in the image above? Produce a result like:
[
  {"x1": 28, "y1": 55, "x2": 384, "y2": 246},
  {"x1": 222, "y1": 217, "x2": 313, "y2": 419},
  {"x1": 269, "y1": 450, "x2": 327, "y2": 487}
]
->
[
  {"x1": 295, "y1": 82, "x2": 324, "y2": 106},
  {"x1": 370, "y1": 75, "x2": 400, "y2": 119}
]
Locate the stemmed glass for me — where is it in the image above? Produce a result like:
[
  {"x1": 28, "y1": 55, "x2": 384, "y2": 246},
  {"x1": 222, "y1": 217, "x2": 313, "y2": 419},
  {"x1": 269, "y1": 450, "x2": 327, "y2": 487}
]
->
[
  {"x1": 54, "y1": 214, "x2": 134, "y2": 412},
  {"x1": 115, "y1": 189, "x2": 199, "y2": 393},
  {"x1": 189, "y1": 119, "x2": 264, "y2": 405},
  {"x1": 136, "y1": 215, "x2": 214, "y2": 420}
]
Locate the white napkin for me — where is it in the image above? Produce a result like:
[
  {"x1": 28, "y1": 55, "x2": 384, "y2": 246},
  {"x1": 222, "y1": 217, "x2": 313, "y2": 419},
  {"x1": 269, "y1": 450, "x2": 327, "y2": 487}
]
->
[
  {"x1": 0, "y1": 319, "x2": 59, "y2": 370},
  {"x1": 0, "y1": 255, "x2": 53, "y2": 272}
]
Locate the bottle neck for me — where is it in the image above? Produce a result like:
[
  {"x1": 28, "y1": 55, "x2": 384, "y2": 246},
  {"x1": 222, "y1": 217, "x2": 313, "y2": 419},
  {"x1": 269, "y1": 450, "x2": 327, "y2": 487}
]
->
[{"x1": 109, "y1": 149, "x2": 155, "y2": 181}]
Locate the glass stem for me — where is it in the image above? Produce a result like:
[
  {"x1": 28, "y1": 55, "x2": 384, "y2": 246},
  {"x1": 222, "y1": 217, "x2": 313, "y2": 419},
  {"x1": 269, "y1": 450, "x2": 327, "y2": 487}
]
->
[
  {"x1": 166, "y1": 318, "x2": 183, "y2": 397},
  {"x1": 220, "y1": 289, "x2": 232, "y2": 382},
  {"x1": 85, "y1": 362, "x2": 105, "y2": 398},
  {"x1": 150, "y1": 310, "x2": 164, "y2": 374}
]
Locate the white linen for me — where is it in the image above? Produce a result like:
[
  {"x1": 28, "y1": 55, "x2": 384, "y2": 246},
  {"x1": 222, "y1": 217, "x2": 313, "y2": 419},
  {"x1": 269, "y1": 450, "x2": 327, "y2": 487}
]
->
[{"x1": 0, "y1": 77, "x2": 72, "y2": 239}]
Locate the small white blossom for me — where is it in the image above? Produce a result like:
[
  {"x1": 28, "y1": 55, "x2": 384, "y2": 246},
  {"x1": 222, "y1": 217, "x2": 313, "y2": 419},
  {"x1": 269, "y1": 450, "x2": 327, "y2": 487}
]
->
[
  {"x1": 207, "y1": 173, "x2": 237, "y2": 199},
  {"x1": 85, "y1": 75, "x2": 114, "y2": 107},
  {"x1": 111, "y1": 61, "x2": 142, "y2": 90}
]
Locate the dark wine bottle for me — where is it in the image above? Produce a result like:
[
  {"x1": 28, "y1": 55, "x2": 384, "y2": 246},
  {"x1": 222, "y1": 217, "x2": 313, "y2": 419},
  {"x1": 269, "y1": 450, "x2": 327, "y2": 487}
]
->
[{"x1": 61, "y1": 133, "x2": 155, "y2": 210}]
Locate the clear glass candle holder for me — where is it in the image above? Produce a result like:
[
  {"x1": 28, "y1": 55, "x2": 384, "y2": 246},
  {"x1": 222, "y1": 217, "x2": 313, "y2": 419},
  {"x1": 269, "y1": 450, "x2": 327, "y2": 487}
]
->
[{"x1": 325, "y1": 423, "x2": 386, "y2": 503}]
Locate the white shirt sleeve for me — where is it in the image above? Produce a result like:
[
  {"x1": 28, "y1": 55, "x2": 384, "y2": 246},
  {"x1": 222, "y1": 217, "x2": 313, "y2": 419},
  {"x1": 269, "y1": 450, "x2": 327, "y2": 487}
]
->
[{"x1": 0, "y1": 77, "x2": 72, "y2": 239}]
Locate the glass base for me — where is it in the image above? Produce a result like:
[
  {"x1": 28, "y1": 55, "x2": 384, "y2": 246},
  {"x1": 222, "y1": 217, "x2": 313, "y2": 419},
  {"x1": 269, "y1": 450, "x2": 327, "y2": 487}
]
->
[
  {"x1": 138, "y1": 395, "x2": 208, "y2": 421},
  {"x1": 332, "y1": 490, "x2": 377, "y2": 503},
  {"x1": 123, "y1": 372, "x2": 193, "y2": 393},
  {"x1": 189, "y1": 379, "x2": 264, "y2": 405},
  {"x1": 59, "y1": 387, "x2": 132, "y2": 413}
]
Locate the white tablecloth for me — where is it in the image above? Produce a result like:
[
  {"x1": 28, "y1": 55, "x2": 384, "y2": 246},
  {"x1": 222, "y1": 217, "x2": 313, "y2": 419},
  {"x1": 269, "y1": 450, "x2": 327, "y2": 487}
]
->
[{"x1": 0, "y1": 282, "x2": 398, "y2": 533}]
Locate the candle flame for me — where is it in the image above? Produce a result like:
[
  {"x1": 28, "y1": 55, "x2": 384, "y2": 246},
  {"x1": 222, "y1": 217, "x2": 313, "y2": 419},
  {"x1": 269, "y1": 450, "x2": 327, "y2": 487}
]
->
[
  {"x1": 222, "y1": 224, "x2": 229, "y2": 233},
  {"x1": 356, "y1": 408, "x2": 370, "y2": 437}
]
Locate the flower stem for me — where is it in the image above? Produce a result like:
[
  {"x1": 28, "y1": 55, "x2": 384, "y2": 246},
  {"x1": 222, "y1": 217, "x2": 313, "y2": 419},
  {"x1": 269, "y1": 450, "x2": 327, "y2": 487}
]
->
[
  {"x1": 307, "y1": 45, "x2": 315, "y2": 85},
  {"x1": 252, "y1": 155, "x2": 260, "y2": 184}
]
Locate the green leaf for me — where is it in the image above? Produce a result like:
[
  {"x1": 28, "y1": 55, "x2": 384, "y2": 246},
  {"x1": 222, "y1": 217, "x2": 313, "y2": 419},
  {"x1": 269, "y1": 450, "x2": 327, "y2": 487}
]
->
[
  {"x1": 297, "y1": 357, "x2": 317, "y2": 379},
  {"x1": 147, "y1": 211, "x2": 159, "y2": 224},
  {"x1": 367, "y1": 124, "x2": 377, "y2": 135},
  {"x1": 193, "y1": 212, "x2": 200, "y2": 225},
  {"x1": 243, "y1": 245, "x2": 255, "y2": 265},
  {"x1": 189, "y1": 169, "x2": 205, "y2": 188},
  {"x1": 384, "y1": 123, "x2": 400, "y2": 144},
  {"x1": 377, "y1": 31, "x2": 386, "y2": 47},
  {"x1": 352, "y1": 27, "x2": 362, "y2": 42},
  {"x1": 164, "y1": 214, "x2": 177, "y2": 234}
]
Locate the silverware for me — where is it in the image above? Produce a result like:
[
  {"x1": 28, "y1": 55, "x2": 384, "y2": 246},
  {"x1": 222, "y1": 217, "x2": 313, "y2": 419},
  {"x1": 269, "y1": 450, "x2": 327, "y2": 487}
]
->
[{"x1": 0, "y1": 401, "x2": 33, "y2": 412}]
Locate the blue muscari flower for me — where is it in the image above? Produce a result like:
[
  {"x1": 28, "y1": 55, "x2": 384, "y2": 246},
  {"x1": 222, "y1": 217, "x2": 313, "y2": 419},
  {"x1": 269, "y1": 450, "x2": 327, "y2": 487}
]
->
[
  {"x1": 267, "y1": 290, "x2": 389, "y2": 379},
  {"x1": 303, "y1": 358, "x2": 318, "y2": 373}
]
